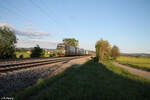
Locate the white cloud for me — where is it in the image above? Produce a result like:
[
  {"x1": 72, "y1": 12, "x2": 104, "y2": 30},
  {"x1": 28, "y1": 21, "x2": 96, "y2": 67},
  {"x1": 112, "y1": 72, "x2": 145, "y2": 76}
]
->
[
  {"x1": 16, "y1": 38, "x2": 58, "y2": 49},
  {"x1": 0, "y1": 23, "x2": 50, "y2": 37},
  {"x1": 0, "y1": 23, "x2": 57, "y2": 49}
]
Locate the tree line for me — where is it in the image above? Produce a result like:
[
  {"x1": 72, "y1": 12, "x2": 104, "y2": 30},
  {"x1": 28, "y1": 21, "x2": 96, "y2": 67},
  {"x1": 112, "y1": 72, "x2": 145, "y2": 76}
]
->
[
  {"x1": 95, "y1": 39, "x2": 120, "y2": 62},
  {"x1": 0, "y1": 26, "x2": 79, "y2": 59},
  {"x1": 0, "y1": 26, "x2": 119, "y2": 60}
]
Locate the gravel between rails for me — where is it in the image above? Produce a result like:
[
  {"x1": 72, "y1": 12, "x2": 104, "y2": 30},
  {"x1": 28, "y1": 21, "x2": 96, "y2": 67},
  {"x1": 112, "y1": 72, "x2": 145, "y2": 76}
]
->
[{"x1": 0, "y1": 57, "x2": 90, "y2": 96}]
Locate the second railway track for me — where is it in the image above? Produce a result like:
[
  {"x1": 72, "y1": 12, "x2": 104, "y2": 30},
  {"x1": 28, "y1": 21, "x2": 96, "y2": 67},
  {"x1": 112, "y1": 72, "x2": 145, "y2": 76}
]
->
[{"x1": 0, "y1": 56, "x2": 83, "y2": 73}]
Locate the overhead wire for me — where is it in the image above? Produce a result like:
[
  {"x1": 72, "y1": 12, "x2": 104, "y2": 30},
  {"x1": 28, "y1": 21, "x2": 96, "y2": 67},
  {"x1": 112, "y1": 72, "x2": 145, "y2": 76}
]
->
[
  {"x1": 28, "y1": 0, "x2": 57, "y2": 25},
  {"x1": 28, "y1": 0, "x2": 70, "y2": 37},
  {"x1": 0, "y1": 1, "x2": 34, "y2": 24}
]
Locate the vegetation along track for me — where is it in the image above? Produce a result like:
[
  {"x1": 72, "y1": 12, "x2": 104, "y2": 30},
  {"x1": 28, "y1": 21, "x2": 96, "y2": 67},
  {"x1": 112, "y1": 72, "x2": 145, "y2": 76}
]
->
[{"x1": 0, "y1": 56, "x2": 83, "y2": 73}]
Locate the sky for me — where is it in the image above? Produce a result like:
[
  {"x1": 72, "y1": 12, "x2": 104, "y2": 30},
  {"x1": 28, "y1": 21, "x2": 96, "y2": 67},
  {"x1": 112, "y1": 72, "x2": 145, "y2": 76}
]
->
[{"x1": 0, "y1": 0, "x2": 150, "y2": 53}]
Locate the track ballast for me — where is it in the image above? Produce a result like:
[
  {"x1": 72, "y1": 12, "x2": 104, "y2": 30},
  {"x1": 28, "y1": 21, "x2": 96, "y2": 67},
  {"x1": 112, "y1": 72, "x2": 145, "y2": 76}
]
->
[{"x1": 0, "y1": 56, "x2": 83, "y2": 73}]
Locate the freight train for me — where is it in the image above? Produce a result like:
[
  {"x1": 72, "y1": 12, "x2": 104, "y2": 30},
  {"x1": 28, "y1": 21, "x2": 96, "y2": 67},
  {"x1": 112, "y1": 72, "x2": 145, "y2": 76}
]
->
[{"x1": 57, "y1": 43, "x2": 89, "y2": 56}]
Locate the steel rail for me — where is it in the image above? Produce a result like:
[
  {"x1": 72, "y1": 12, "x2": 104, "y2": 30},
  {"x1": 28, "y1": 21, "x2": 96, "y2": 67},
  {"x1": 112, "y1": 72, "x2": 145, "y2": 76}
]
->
[
  {"x1": 0, "y1": 56, "x2": 82, "y2": 73},
  {"x1": 0, "y1": 57, "x2": 77, "y2": 67}
]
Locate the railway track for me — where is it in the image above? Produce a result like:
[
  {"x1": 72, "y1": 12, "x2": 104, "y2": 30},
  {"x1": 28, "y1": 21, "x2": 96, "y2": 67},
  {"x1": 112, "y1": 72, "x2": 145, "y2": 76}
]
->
[
  {"x1": 0, "y1": 56, "x2": 82, "y2": 73},
  {"x1": 0, "y1": 56, "x2": 66, "y2": 65}
]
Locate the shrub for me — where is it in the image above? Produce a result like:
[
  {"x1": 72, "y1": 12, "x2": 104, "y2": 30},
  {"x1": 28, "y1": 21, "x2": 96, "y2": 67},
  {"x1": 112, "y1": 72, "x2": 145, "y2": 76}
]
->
[
  {"x1": 49, "y1": 53, "x2": 57, "y2": 57},
  {"x1": 30, "y1": 45, "x2": 44, "y2": 58},
  {"x1": 93, "y1": 57, "x2": 98, "y2": 64},
  {"x1": 95, "y1": 39, "x2": 111, "y2": 62},
  {"x1": 19, "y1": 55, "x2": 24, "y2": 59},
  {"x1": 111, "y1": 45, "x2": 120, "y2": 60}
]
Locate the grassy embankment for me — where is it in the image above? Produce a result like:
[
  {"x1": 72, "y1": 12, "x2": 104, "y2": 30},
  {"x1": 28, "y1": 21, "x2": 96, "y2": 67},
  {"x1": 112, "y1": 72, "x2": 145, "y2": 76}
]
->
[
  {"x1": 117, "y1": 56, "x2": 150, "y2": 72},
  {"x1": 13, "y1": 59, "x2": 150, "y2": 100}
]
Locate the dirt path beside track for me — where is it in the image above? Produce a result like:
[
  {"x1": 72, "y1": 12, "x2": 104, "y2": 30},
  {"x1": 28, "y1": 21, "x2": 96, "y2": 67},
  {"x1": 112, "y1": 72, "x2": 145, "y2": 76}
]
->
[{"x1": 113, "y1": 62, "x2": 150, "y2": 80}]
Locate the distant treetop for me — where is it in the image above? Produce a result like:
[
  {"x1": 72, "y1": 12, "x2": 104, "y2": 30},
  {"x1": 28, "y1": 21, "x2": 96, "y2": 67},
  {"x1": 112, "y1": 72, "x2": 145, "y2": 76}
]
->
[{"x1": 63, "y1": 38, "x2": 78, "y2": 47}]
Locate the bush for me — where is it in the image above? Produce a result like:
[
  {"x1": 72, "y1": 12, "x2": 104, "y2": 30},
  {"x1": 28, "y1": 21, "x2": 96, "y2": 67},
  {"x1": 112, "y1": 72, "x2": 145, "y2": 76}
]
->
[
  {"x1": 111, "y1": 45, "x2": 120, "y2": 60},
  {"x1": 30, "y1": 45, "x2": 44, "y2": 58},
  {"x1": 19, "y1": 55, "x2": 24, "y2": 59},
  {"x1": 49, "y1": 53, "x2": 57, "y2": 57},
  {"x1": 93, "y1": 57, "x2": 98, "y2": 63},
  {"x1": 103, "y1": 52, "x2": 112, "y2": 61},
  {"x1": 49, "y1": 54, "x2": 53, "y2": 57},
  {"x1": 95, "y1": 39, "x2": 111, "y2": 62}
]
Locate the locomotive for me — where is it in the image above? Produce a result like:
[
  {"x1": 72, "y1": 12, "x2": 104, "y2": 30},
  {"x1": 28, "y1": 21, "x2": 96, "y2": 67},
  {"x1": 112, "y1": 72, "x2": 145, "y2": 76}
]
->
[{"x1": 57, "y1": 43, "x2": 89, "y2": 56}]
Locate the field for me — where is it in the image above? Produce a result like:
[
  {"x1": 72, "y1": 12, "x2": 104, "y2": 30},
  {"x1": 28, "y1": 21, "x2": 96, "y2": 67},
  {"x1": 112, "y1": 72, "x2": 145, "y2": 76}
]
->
[
  {"x1": 117, "y1": 56, "x2": 150, "y2": 72},
  {"x1": 15, "y1": 51, "x2": 51, "y2": 58},
  {"x1": 15, "y1": 51, "x2": 30, "y2": 58},
  {"x1": 13, "y1": 59, "x2": 150, "y2": 100}
]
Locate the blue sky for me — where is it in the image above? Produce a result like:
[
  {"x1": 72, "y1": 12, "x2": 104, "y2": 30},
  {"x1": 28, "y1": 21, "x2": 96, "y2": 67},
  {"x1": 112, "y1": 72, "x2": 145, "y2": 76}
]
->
[{"x1": 0, "y1": 0, "x2": 150, "y2": 53}]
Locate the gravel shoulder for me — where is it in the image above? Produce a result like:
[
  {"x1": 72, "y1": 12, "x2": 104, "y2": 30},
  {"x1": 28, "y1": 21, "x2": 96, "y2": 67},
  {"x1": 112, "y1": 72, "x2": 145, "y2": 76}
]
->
[
  {"x1": 0, "y1": 56, "x2": 90, "y2": 96},
  {"x1": 113, "y1": 62, "x2": 150, "y2": 80},
  {"x1": 52, "y1": 56, "x2": 91, "y2": 76}
]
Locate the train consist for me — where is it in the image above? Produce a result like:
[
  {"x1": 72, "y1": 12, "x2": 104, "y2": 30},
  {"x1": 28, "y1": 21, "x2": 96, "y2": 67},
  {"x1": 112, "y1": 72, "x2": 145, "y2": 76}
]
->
[{"x1": 57, "y1": 43, "x2": 89, "y2": 56}]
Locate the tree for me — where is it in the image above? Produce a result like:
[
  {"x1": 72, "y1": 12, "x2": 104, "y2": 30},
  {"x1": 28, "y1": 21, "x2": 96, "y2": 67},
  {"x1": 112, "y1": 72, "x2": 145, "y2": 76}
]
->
[
  {"x1": 111, "y1": 45, "x2": 120, "y2": 60},
  {"x1": 0, "y1": 26, "x2": 17, "y2": 59},
  {"x1": 30, "y1": 45, "x2": 44, "y2": 58},
  {"x1": 63, "y1": 38, "x2": 78, "y2": 47},
  {"x1": 95, "y1": 39, "x2": 111, "y2": 62},
  {"x1": 49, "y1": 52, "x2": 57, "y2": 57}
]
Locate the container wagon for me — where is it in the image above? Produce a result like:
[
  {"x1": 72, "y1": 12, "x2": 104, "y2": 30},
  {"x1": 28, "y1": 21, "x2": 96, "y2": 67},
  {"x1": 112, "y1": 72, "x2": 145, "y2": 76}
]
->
[{"x1": 57, "y1": 43, "x2": 88, "y2": 56}]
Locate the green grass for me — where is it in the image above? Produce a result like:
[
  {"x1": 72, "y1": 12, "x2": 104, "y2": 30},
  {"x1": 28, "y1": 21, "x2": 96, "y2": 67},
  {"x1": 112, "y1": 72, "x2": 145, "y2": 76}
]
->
[
  {"x1": 117, "y1": 56, "x2": 150, "y2": 72},
  {"x1": 44, "y1": 53, "x2": 50, "y2": 57},
  {"x1": 15, "y1": 51, "x2": 30, "y2": 58},
  {"x1": 15, "y1": 51, "x2": 51, "y2": 58},
  {"x1": 13, "y1": 59, "x2": 150, "y2": 100}
]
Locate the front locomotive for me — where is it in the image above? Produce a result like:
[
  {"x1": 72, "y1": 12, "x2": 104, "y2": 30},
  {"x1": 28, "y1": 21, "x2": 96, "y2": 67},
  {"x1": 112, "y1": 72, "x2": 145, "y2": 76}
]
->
[
  {"x1": 57, "y1": 43, "x2": 76, "y2": 56},
  {"x1": 56, "y1": 43, "x2": 66, "y2": 56}
]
